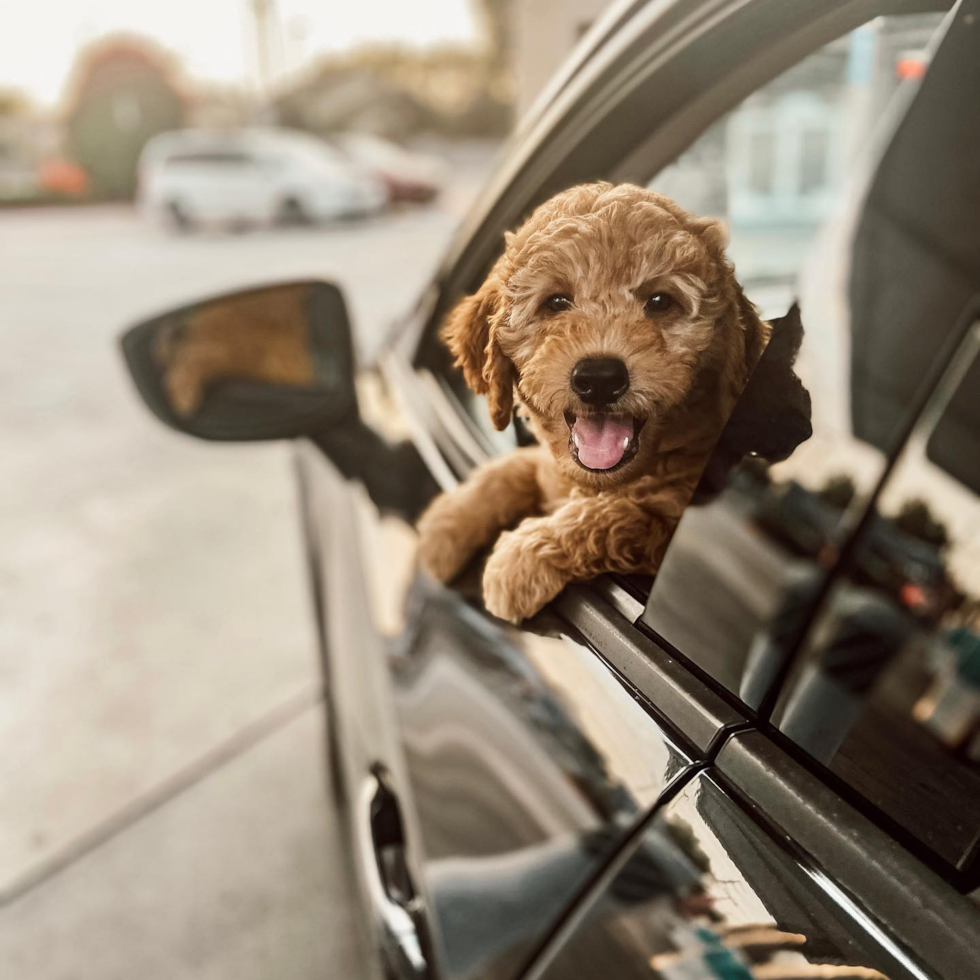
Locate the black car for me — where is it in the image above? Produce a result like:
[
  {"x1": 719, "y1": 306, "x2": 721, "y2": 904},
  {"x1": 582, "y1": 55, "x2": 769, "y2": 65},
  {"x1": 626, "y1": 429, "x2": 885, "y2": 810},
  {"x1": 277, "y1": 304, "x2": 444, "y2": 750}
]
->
[{"x1": 121, "y1": 1, "x2": 980, "y2": 977}]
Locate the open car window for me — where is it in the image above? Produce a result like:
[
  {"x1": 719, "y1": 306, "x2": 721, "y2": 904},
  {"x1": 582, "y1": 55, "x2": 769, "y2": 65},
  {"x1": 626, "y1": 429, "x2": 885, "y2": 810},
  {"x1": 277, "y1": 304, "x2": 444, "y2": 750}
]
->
[
  {"x1": 426, "y1": 0, "x2": 946, "y2": 451},
  {"x1": 415, "y1": 6, "x2": 967, "y2": 703}
]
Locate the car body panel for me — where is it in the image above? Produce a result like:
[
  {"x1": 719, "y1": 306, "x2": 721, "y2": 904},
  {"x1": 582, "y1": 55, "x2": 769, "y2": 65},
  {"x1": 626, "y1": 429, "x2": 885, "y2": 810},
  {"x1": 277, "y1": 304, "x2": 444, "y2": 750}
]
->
[
  {"x1": 716, "y1": 732, "x2": 980, "y2": 978},
  {"x1": 390, "y1": 580, "x2": 696, "y2": 978},
  {"x1": 299, "y1": 429, "x2": 705, "y2": 978}
]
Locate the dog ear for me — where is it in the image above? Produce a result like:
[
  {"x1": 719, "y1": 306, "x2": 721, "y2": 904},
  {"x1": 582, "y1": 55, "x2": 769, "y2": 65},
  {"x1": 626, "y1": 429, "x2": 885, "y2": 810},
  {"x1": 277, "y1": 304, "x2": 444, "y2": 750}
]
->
[
  {"x1": 689, "y1": 214, "x2": 768, "y2": 379},
  {"x1": 482, "y1": 335, "x2": 517, "y2": 430},
  {"x1": 441, "y1": 274, "x2": 516, "y2": 431}
]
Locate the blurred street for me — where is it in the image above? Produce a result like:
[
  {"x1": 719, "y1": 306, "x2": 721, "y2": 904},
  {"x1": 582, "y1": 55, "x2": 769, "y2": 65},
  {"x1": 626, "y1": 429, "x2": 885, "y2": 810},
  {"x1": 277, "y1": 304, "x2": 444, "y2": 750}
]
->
[{"x1": 0, "y1": 142, "x2": 497, "y2": 978}]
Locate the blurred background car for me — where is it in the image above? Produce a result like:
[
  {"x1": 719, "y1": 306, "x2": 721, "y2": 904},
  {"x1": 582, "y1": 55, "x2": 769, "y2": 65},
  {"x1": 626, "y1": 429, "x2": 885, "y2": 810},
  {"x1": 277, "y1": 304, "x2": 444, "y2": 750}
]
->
[
  {"x1": 138, "y1": 127, "x2": 387, "y2": 230},
  {"x1": 333, "y1": 132, "x2": 447, "y2": 203}
]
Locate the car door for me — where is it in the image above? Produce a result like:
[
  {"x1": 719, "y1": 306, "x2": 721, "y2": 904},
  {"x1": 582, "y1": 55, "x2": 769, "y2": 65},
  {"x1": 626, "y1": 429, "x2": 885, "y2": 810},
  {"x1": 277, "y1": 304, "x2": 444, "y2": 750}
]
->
[
  {"x1": 297, "y1": 1, "x2": 975, "y2": 979},
  {"x1": 529, "y1": 3, "x2": 980, "y2": 977},
  {"x1": 170, "y1": 146, "x2": 268, "y2": 223}
]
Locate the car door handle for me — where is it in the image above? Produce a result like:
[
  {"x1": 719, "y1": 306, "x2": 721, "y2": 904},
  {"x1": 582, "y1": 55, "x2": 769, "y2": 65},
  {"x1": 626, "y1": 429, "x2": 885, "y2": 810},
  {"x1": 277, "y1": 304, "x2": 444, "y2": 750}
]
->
[{"x1": 358, "y1": 768, "x2": 432, "y2": 979}]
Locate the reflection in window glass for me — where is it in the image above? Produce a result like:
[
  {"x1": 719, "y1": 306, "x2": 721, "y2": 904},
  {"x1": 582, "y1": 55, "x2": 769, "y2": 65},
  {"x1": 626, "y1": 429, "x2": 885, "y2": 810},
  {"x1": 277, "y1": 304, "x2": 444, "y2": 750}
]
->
[
  {"x1": 775, "y1": 327, "x2": 980, "y2": 869},
  {"x1": 538, "y1": 777, "x2": 903, "y2": 980},
  {"x1": 641, "y1": 11, "x2": 951, "y2": 705}
]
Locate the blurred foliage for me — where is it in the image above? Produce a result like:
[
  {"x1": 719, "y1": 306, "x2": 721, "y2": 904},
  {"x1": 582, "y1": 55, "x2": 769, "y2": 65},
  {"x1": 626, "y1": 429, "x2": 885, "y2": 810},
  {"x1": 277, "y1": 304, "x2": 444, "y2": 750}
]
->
[
  {"x1": 276, "y1": 40, "x2": 513, "y2": 140},
  {"x1": 65, "y1": 37, "x2": 186, "y2": 199}
]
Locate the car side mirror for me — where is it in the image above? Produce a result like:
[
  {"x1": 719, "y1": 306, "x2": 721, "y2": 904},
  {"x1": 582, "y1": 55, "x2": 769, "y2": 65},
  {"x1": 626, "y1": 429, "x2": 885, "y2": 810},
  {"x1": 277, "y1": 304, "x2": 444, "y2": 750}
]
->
[
  {"x1": 119, "y1": 280, "x2": 358, "y2": 441},
  {"x1": 119, "y1": 279, "x2": 439, "y2": 520}
]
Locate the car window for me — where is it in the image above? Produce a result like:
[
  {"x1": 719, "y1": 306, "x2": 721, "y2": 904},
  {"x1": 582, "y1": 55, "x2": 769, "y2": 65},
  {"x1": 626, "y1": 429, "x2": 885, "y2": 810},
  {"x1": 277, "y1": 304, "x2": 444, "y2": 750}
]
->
[
  {"x1": 638, "y1": 9, "x2": 955, "y2": 707},
  {"x1": 673, "y1": 1, "x2": 979, "y2": 875},
  {"x1": 772, "y1": 319, "x2": 980, "y2": 872},
  {"x1": 165, "y1": 150, "x2": 255, "y2": 167},
  {"x1": 428, "y1": 9, "x2": 943, "y2": 451}
]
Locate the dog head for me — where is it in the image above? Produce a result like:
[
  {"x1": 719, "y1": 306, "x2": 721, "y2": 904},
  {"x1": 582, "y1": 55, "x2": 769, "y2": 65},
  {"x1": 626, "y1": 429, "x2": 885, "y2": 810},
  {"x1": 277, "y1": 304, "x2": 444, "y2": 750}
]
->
[{"x1": 443, "y1": 182, "x2": 767, "y2": 488}]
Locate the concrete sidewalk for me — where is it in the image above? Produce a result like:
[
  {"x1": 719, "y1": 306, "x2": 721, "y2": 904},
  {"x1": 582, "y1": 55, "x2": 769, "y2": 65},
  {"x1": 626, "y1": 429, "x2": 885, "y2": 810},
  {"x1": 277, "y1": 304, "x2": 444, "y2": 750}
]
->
[{"x1": 0, "y1": 705, "x2": 372, "y2": 980}]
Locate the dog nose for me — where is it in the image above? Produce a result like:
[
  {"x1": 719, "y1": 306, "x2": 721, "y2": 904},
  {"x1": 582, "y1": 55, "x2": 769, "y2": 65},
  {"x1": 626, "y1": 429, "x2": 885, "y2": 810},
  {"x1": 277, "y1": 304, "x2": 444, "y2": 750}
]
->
[{"x1": 571, "y1": 357, "x2": 629, "y2": 405}]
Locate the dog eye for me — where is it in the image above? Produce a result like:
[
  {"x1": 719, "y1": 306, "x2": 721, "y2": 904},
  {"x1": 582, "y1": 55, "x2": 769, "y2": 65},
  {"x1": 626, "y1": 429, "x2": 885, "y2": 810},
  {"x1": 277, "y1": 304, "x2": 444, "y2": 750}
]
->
[
  {"x1": 543, "y1": 294, "x2": 572, "y2": 313},
  {"x1": 644, "y1": 293, "x2": 675, "y2": 315}
]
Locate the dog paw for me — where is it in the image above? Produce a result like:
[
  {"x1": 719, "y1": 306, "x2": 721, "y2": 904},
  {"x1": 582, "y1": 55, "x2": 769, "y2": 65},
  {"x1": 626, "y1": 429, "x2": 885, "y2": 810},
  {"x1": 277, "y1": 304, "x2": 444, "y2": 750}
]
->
[
  {"x1": 482, "y1": 528, "x2": 567, "y2": 624},
  {"x1": 416, "y1": 505, "x2": 473, "y2": 584},
  {"x1": 417, "y1": 533, "x2": 472, "y2": 584}
]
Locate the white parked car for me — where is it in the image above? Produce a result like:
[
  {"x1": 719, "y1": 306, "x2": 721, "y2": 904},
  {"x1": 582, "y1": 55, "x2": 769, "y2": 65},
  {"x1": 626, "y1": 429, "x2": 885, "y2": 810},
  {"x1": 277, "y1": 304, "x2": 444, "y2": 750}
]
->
[{"x1": 138, "y1": 128, "x2": 387, "y2": 230}]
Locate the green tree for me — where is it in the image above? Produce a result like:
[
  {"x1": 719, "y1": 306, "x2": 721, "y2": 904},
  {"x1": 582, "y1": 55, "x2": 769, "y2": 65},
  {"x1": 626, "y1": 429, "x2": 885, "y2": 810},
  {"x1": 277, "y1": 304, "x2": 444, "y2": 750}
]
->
[{"x1": 66, "y1": 38, "x2": 186, "y2": 199}]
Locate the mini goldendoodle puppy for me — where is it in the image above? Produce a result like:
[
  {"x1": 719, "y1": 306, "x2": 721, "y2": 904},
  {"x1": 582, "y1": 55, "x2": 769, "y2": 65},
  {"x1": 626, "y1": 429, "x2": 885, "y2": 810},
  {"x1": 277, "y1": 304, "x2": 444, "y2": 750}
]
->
[{"x1": 417, "y1": 181, "x2": 771, "y2": 623}]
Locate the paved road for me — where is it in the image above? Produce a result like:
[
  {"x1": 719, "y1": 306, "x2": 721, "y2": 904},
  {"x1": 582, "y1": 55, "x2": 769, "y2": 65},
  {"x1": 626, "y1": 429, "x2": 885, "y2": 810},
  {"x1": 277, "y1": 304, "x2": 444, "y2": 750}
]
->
[{"x1": 0, "y1": 145, "x2": 497, "y2": 978}]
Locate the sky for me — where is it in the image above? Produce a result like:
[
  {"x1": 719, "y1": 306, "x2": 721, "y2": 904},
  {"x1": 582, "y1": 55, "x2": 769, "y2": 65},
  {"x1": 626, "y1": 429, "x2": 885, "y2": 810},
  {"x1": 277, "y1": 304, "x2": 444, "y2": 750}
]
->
[{"x1": 0, "y1": 0, "x2": 480, "y2": 106}]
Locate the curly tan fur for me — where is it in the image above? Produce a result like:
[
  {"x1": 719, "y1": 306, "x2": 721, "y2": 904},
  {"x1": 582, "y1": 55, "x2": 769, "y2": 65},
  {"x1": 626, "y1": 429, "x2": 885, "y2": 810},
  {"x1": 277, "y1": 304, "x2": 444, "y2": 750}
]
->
[{"x1": 417, "y1": 182, "x2": 770, "y2": 622}]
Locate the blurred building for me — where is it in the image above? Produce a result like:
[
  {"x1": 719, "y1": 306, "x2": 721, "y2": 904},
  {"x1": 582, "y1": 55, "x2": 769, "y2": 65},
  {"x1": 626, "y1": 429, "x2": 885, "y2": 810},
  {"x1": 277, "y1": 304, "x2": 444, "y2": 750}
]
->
[
  {"x1": 510, "y1": 0, "x2": 608, "y2": 119},
  {"x1": 720, "y1": 16, "x2": 938, "y2": 231},
  {"x1": 65, "y1": 38, "x2": 187, "y2": 199}
]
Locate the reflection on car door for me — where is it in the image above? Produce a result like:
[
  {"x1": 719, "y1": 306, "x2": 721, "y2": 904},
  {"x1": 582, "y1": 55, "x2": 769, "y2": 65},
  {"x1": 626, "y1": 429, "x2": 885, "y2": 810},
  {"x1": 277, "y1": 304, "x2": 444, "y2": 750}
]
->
[
  {"x1": 530, "y1": 765, "x2": 968, "y2": 980},
  {"x1": 391, "y1": 577, "x2": 699, "y2": 978}
]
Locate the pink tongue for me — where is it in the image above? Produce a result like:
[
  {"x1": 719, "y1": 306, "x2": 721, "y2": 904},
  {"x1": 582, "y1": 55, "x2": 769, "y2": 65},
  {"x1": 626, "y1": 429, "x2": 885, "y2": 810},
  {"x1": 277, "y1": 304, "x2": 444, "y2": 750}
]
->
[{"x1": 572, "y1": 416, "x2": 633, "y2": 470}]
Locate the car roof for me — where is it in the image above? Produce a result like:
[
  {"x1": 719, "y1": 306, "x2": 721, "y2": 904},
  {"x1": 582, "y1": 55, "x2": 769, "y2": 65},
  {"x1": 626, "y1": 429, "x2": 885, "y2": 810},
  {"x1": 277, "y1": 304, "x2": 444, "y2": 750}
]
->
[{"x1": 142, "y1": 127, "x2": 334, "y2": 161}]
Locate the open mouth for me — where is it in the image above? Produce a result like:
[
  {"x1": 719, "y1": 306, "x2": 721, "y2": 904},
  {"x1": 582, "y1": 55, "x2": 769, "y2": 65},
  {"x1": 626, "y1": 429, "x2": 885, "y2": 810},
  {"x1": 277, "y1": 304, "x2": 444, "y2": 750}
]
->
[{"x1": 564, "y1": 411, "x2": 645, "y2": 472}]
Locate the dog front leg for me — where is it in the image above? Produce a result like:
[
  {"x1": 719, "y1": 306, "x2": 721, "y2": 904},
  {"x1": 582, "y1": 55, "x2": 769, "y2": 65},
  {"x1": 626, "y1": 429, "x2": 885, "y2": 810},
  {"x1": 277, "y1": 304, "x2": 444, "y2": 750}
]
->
[
  {"x1": 482, "y1": 494, "x2": 679, "y2": 623},
  {"x1": 416, "y1": 447, "x2": 543, "y2": 584}
]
